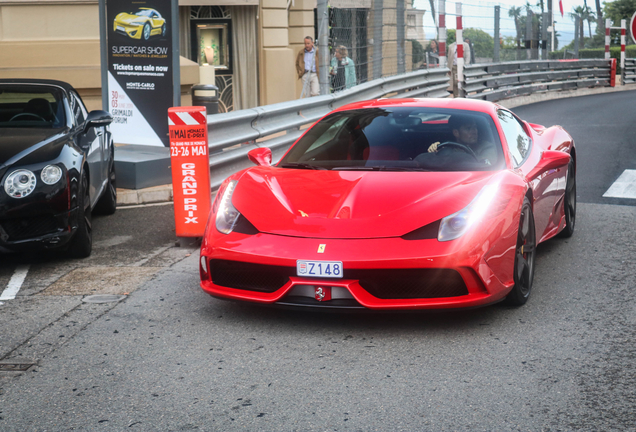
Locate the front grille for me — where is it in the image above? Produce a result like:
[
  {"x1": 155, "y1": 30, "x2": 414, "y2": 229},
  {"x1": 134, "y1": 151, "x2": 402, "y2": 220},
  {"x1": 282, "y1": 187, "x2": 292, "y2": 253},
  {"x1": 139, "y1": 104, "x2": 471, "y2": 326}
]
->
[
  {"x1": 346, "y1": 268, "x2": 468, "y2": 299},
  {"x1": 1, "y1": 216, "x2": 61, "y2": 241},
  {"x1": 210, "y1": 260, "x2": 294, "y2": 293}
]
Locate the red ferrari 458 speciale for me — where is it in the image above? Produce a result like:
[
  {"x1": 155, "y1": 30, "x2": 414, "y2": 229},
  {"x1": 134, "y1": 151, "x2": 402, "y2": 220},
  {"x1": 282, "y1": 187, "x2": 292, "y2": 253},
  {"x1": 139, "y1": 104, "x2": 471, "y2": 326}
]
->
[{"x1": 199, "y1": 98, "x2": 576, "y2": 310}]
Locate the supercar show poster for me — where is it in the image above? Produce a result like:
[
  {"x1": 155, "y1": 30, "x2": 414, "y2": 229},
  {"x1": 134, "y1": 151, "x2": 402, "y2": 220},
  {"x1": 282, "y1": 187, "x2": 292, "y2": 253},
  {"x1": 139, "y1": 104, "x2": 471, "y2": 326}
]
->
[{"x1": 107, "y1": 0, "x2": 173, "y2": 146}]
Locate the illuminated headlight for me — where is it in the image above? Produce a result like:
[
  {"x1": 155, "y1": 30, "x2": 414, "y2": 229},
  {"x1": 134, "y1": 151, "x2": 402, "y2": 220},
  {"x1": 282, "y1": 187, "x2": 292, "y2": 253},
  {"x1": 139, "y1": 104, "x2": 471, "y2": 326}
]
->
[
  {"x1": 4, "y1": 169, "x2": 37, "y2": 199},
  {"x1": 215, "y1": 180, "x2": 240, "y2": 234},
  {"x1": 41, "y1": 165, "x2": 62, "y2": 185},
  {"x1": 438, "y1": 183, "x2": 499, "y2": 242}
]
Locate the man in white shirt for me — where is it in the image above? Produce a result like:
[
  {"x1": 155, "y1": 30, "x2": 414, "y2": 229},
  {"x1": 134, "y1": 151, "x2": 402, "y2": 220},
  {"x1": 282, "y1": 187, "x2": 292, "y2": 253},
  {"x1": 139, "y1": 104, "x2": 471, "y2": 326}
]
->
[{"x1": 295, "y1": 36, "x2": 320, "y2": 97}]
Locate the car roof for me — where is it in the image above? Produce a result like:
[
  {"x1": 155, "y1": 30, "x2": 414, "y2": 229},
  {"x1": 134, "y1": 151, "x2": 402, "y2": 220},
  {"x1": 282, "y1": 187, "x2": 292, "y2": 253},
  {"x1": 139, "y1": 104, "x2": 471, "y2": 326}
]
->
[
  {"x1": 334, "y1": 98, "x2": 502, "y2": 116},
  {"x1": 0, "y1": 79, "x2": 75, "y2": 94}
]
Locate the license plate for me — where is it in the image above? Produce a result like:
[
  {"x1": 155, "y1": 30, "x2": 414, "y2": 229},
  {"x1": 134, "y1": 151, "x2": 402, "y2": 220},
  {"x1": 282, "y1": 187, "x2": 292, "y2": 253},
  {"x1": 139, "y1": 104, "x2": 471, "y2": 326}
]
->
[{"x1": 297, "y1": 260, "x2": 343, "y2": 278}]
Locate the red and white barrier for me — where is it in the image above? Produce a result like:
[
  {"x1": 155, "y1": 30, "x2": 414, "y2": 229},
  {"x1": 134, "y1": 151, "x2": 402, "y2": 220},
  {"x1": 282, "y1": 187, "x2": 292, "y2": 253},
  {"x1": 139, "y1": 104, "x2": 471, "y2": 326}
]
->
[
  {"x1": 456, "y1": 2, "x2": 464, "y2": 97},
  {"x1": 605, "y1": 19, "x2": 611, "y2": 60},
  {"x1": 168, "y1": 106, "x2": 211, "y2": 238},
  {"x1": 605, "y1": 19, "x2": 626, "y2": 85},
  {"x1": 438, "y1": 0, "x2": 446, "y2": 68}
]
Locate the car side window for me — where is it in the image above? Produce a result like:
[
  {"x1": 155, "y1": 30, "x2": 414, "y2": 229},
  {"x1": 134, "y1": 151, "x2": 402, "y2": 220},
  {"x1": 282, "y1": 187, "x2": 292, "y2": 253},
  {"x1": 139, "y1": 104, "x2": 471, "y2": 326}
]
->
[
  {"x1": 71, "y1": 93, "x2": 87, "y2": 126},
  {"x1": 497, "y1": 109, "x2": 531, "y2": 167}
]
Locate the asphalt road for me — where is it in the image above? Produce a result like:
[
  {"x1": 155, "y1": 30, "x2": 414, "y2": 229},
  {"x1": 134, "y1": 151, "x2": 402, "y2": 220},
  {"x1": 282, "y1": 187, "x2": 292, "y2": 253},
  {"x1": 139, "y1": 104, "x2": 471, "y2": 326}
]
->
[{"x1": 1, "y1": 92, "x2": 635, "y2": 431}]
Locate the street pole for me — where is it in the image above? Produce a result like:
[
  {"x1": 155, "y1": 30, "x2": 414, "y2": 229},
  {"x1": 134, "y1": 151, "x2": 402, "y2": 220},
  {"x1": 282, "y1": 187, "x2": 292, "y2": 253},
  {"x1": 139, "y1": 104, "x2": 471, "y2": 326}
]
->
[
  {"x1": 494, "y1": 6, "x2": 500, "y2": 63},
  {"x1": 373, "y1": 0, "x2": 383, "y2": 80},
  {"x1": 397, "y1": 0, "x2": 405, "y2": 75},
  {"x1": 98, "y1": 0, "x2": 108, "y2": 111},
  {"x1": 317, "y1": 0, "x2": 330, "y2": 95}
]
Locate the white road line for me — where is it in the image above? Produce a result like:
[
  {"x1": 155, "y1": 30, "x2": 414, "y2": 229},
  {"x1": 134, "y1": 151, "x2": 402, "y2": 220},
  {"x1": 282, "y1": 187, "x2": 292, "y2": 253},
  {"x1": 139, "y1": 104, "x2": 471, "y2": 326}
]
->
[
  {"x1": 0, "y1": 265, "x2": 30, "y2": 300},
  {"x1": 603, "y1": 169, "x2": 636, "y2": 199}
]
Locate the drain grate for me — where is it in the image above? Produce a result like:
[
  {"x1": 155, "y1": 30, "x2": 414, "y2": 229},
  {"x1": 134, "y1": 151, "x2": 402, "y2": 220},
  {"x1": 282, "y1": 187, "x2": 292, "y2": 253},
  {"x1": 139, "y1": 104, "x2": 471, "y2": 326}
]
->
[{"x1": 0, "y1": 362, "x2": 36, "y2": 372}]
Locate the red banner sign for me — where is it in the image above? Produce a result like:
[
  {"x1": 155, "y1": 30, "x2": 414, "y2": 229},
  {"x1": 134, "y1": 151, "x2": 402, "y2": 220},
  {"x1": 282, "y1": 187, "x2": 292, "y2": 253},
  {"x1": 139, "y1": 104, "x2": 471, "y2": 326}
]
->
[{"x1": 168, "y1": 106, "x2": 211, "y2": 237}]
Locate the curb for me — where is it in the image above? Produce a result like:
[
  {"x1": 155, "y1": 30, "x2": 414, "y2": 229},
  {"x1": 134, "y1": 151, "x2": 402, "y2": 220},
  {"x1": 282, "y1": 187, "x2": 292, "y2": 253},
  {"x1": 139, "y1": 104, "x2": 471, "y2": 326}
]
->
[{"x1": 117, "y1": 185, "x2": 173, "y2": 206}]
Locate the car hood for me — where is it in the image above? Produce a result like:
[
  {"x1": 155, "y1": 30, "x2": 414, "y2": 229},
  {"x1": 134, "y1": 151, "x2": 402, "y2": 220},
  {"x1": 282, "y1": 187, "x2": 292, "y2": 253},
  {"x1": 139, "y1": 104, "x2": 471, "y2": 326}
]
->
[
  {"x1": 232, "y1": 167, "x2": 497, "y2": 239},
  {"x1": 117, "y1": 14, "x2": 144, "y2": 24},
  {"x1": 0, "y1": 128, "x2": 69, "y2": 169}
]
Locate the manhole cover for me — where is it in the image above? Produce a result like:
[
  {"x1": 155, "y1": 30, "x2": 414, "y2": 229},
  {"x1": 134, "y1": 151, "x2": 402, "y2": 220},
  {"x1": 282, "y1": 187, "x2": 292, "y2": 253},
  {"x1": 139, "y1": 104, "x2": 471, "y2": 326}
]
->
[
  {"x1": 0, "y1": 362, "x2": 36, "y2": 372},
  {"x1": 82, "y1": 294, "x2": 126, "y2": 303}
]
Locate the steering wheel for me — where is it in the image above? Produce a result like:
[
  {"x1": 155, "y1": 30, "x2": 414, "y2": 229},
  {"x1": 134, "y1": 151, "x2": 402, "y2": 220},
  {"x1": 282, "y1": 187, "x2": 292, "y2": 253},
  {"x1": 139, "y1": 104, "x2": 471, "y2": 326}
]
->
[
  {"x1": 9, "y1": 112, "x2": 47, "y2": 122},
  {"x1": 436, "y1": 141, "x2": 480, "y2": 162}
]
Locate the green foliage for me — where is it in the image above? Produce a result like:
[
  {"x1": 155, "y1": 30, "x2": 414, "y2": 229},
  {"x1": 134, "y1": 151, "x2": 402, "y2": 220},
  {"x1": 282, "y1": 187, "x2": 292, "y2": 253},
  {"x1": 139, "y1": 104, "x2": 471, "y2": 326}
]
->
[
  {"x1": 549, "y1": 45, "x2": 636, "y2": 61},
  {"x1": 463, "y1": 28, "x2": 494, "y2": 58},
  {"x1": 604, "y1": 0, "x2": 636, "y2": 43},
  {"x1": 410, "y1": 39, "x2": 425, "y2": 66},
  {"x1": 446, "y1": 29, "x2": 456, "y2": 46}
]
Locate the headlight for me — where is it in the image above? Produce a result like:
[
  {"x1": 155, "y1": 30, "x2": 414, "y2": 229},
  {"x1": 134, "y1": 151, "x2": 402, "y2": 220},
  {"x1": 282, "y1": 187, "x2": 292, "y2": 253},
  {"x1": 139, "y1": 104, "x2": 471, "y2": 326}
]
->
[
  {"x1": 438, "y1": 183, "x2": 499, "y2": 242},
  {"x1": 215, "y1": 180, "x2": 240, "y2": 234},
  {"x1": 4, "y1": 169, "x2": 37, "y2": 199},
  {"x1": 129, "y1": 21, "x2": 143, "y2": 26},
  {"x1": 41, "y1": 165, "x2": 62, "y2": 185}
]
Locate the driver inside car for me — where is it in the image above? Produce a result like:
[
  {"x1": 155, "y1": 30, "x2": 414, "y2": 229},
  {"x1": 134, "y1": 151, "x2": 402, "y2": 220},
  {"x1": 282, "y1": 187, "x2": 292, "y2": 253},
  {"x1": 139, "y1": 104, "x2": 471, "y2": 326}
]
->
[{"x1": 427, "y1": 114, "x2": 497, "y2": 165}]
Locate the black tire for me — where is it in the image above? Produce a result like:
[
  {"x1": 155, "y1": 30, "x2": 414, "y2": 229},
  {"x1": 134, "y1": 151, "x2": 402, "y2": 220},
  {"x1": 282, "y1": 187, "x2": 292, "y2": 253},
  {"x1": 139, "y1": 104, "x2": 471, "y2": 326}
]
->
[
  {"x1": 505, "y1": 197, "x2": 536, "y2": 306},
  {"x1": 68, "y1": 173, "x2": 92, "y2": 259},
  {"x1": 94, "y1": 157, "x2": 117, "y2": 215},
  {"x1": 558, "y1": 159, "x2": 576, "y2": 238},
  {"x1": 161, "y1": 24, "x2": 166, "y2": 37},
  {"x1": 142, "y1": 23, "x2": 151, "y2": 40}
]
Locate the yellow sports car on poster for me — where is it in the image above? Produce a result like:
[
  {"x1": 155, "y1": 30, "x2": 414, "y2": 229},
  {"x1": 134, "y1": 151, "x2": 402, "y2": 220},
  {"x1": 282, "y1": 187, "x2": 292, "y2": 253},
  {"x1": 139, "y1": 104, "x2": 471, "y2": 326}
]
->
[{"x1": 113, "y1": 8, "x2": 166, "y2": 40}]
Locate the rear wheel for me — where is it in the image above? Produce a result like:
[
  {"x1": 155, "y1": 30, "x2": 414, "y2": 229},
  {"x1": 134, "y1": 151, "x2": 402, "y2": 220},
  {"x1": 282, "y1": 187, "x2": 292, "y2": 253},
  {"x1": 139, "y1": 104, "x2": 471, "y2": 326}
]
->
[
  {"x1": 505, "y1": 197, "x2": 536, "y2": 306},
  {"x1": 94, "y1": 157, "x2": 117, "y2": 215},
  {"x1": 68, "y1": 173, "x2": 92, "y2": 259},
  {"x1": 558, "y1": 159, "x2": 576, "y2": 238}
]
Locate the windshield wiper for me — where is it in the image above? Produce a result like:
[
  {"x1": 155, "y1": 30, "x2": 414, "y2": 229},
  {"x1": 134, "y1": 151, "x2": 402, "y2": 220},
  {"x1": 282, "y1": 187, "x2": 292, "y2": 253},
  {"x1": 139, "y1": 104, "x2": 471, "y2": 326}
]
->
[
  {"x1": 278, "y1": 163, "x2": 328, "y2": 170},
  {"x1": 334, "y1": 166, "x2": 429, "y2": 172}
]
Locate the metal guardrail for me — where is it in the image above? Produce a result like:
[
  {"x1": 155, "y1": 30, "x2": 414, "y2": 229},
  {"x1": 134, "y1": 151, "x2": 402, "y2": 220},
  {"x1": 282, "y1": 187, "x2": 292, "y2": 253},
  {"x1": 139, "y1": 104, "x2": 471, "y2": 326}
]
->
[
  {"x1": 624, "y1": 58, "x2": 636, "y2": 84},
  {"x1": 207, "y1": 67, "x2": 450, "y2": 190},
  {"x1": 207, "y1": 59, "x2": 619, "y2": 191},
  {"x1": 464, "y1": 59, "x2": 613, "y2": 101}
]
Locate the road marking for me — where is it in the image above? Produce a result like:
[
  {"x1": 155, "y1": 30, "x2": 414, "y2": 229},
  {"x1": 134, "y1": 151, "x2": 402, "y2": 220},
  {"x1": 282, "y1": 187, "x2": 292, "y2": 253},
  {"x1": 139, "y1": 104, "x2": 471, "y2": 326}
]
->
[
  {"x1": 0, "y1": 265, "x2": 30, "y2": 300},
  {"x1": 603, "y1": 169, "x2": 636, "y2": 199}
]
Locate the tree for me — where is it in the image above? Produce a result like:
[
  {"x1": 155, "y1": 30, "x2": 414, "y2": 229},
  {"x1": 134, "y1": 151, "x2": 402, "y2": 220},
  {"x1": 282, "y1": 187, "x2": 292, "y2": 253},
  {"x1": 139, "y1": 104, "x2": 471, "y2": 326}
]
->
[
  {"x1": 463, "y1": 28, "x2": 494, "y2": 59},
  {"x1": 509, "y1": 6, "x2": 523, "y2": 52},
  {"x1": 604, "y1": 0, "x2": 636, "y2": 43}
]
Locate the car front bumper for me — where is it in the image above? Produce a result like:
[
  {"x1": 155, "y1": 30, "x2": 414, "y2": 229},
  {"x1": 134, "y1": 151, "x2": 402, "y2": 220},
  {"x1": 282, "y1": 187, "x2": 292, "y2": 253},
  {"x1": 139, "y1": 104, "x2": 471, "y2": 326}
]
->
[{"x1": 200, "y1": 231, "x2": 516, "y2": 310}]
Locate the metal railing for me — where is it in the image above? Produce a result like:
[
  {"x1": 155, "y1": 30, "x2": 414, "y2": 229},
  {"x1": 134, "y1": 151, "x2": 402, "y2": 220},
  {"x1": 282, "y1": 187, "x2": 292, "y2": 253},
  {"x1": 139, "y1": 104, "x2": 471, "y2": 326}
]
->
[
  {"x1": 207, "y1": 67, "x2": 449, "y2": 190},
  {"x1": 624, "y1": 58, "x2": 636, "y2": 84},
  {"x1": 206, "y1": 58, "x2": 619, "y2": 191},
  {"x1": 464, "y1": 59, "x2": 613, "y2": 101}
]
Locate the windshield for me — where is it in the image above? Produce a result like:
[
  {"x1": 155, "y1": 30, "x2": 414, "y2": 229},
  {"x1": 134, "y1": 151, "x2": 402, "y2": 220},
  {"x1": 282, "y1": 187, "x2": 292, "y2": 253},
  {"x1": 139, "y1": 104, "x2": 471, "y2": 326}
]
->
[
  {"x1": 0, "y1": 85, "x2": 66, "y2": 129},
  {"x1": 135, "y1": 9, "x2": 153, "y2": 17},
  {"x1": 279, "y1": 107, "x2": 504, "y2": 172}
]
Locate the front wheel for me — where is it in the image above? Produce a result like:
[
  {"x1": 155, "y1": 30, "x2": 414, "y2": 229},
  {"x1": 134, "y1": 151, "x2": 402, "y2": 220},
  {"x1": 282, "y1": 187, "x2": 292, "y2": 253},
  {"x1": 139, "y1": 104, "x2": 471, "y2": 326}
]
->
[
  {"x1": 67, "y1": 173, "x2": 93, "y2": 259},
  {"x1": 142, "y1": 23, "x2": 151, "y2": 40},
  {"x1": 505, "y1": 197, "x2": 536, "y2": 306}
]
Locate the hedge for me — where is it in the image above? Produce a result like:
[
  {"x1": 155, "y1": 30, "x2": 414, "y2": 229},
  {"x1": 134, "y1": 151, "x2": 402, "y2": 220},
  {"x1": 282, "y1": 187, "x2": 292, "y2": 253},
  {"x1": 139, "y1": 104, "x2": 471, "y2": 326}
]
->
[{"x1": 549, "y1": 45, "x2": 636, "y2": 60}]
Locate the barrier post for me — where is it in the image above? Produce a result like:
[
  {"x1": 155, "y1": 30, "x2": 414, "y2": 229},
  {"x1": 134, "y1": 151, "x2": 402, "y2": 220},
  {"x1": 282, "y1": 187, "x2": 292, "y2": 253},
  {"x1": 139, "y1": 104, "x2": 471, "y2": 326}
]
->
[
  {"x1": 168, "y1": 106, "x2": 211, "y2": 238},
  {"x1": 456, "y1": 2, "x2": 464, "y2": 98},
  {"x1": 605, "y1": 19, "x2": 611, "y2": 60},
  {"x1": 438, "y1": 0, "x2": 446, "y2": 68},
  {"x1": 610, "y1": 58, "x2": 617, "y2": 87},
  {"x1": 621, "y1": 19, "x2": 626, "y2": 85}
]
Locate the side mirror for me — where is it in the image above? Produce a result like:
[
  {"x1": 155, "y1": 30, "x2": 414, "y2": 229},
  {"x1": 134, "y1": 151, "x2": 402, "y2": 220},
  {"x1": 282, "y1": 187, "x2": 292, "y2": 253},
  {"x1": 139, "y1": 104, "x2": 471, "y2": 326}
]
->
[
  {"x1": 84, "y1": 110, "x2": 113, "y2": 133},
  {"x1": 248, "y1": 147, "x2": 272, "y2": 167},
  {"x1": 527, "y1": 150, "x2": 571, "y2": 180}
]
